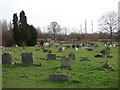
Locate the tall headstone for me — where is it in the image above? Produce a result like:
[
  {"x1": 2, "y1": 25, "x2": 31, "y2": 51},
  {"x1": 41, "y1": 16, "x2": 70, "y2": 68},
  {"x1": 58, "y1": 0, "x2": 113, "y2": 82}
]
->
[
  {"x1": 2, "y1": 53, "x2": 12, "y2": 64},
  {"x1": 61, "y1": 57, "x2": 71, "y2": 68},
  {"x1": 21, "y1": 52, "x2": 33, "y2": 65},
  {"x1": 47, "y1": 54, "x2": 56, "y2": 60},
  {"x1": 69, "y1": 52, "x2": 75, "y2": 60}
]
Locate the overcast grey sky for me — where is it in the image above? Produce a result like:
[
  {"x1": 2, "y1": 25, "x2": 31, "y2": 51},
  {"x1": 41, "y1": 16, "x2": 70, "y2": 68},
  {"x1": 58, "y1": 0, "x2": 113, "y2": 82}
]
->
[{"x1": 0, "y1": 0, "x2": 119, "y2": 33}]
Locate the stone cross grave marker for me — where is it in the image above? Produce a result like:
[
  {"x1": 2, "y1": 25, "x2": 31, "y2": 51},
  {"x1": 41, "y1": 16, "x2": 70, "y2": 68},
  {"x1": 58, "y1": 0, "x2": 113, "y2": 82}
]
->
[
  {"x1": 47, "y1": 54, "x2": 56, "y2": 60},
  {"x1": 69, "y1": 52, "x2": 75, "y2": 60},
  {"x1": 21, "y1": 52, "x2": 33, "y2": 65},
  {"x1": 2, "y1": 53, "x2": 12, "y2": 64}
]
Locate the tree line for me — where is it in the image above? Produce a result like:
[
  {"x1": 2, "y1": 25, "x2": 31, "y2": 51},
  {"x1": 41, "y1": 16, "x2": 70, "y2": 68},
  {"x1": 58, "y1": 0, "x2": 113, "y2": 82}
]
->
[{"x1": 1, "y1": 10, "x2": 119, "y2": 46}]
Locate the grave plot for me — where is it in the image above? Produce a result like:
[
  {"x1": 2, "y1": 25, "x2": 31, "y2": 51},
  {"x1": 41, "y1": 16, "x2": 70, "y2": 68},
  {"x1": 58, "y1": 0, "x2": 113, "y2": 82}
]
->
[
  {"x1": 50, "y1": 68, "x2": 71, "y2": 81},
  {"x1": 49, "y1": 56, "x2": 71, "y2": 81}
]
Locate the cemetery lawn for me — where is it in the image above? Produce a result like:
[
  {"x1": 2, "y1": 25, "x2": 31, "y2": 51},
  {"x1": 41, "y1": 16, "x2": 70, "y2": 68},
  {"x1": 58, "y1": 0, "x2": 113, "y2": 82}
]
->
[{"x1": 2, "y1": 44, "x2": 118, "y2": 88}]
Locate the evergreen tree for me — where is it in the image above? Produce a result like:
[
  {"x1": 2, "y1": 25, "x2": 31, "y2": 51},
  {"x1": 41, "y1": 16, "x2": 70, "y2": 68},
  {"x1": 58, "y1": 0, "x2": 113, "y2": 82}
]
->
[
  {"x1": 27, "y1": 25, "x2": 37, "y2": 46},
  {"x1": 12, "y1": 13, "x2": 20, "y2": 45},
  {"x1": 12, "y1": 10, "x2": 37, "y2": 46},
  {"x1": 19, "y1": 10, "x2": 31, "y2": 45}
]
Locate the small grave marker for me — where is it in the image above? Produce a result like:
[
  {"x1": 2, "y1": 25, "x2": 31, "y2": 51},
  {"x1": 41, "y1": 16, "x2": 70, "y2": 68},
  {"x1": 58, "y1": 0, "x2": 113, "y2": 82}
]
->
[
  {"x1": 47, "y1": 54, "x2": 56, "y2": 60},
  {"x1": 69, "y1": 52, "x2": 75, "y2": 60}
]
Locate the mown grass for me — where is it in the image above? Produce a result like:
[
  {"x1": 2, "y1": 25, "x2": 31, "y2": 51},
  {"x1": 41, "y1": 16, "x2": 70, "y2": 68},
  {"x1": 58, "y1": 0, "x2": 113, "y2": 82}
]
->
[{"x1": 2, "y1": 43, "x2": 118, "y2": 88}]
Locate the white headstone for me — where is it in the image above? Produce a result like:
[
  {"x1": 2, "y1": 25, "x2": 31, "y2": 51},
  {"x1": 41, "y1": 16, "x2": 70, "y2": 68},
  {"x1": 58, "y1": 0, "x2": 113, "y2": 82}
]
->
[
  {"x1": 62, "y1": 47, "x2": 65, "y2": 51},
  {"x1": 113, "y1": 44, "x2": 116, "y2": 48},
  {"x1": 75, "y1": 47, "x2": 78, "y2": 51},
  {"x1": 109, "y1": 44, "x2": 112, "y2": 47},
  {"x1": 16, "y1": 45, "x2": 18, "y2": 47}
]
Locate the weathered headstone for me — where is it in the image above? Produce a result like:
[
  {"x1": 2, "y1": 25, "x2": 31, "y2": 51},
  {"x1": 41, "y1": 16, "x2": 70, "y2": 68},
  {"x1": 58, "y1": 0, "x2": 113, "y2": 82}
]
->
[
  {"x1": 86, "y1": 48, "x2": 93, "y2": 51},
  {"x1": 66, "y1": 46, "x2": 71, "y2": 48},
  {"x1": 47, "y1": 54, "x2": 56, "y2": 60},
  {"x1": 76, "y1": 45, "x2": 80, "y2": 48},
  {"x1": 2, "y1": 53, "x2": 12, "y2": 64},
  {"x1": 43, "y1": 49, "x2": 49, "y2": 52},
  {"x1": 113, "y1": 44, "x2": 117, "y2": 48},
  {"x1": 58, "y1": 48, "x2": 62, "y2": 52},
  {"x1": 72, "y1": 45, "x2": 75, "y2": 48},
  {"x1": 61, "y1": 57, "x2": 71, "y2": 68},
  {"x1": 94, "y1": 54, "x2": 102, "y2": 57},
  {"x1": 69, "y1": 52, "x2": 75, "y2": 60},
  {"x1": 21, "y1": 52, "x2": 33, "y2": 65}
]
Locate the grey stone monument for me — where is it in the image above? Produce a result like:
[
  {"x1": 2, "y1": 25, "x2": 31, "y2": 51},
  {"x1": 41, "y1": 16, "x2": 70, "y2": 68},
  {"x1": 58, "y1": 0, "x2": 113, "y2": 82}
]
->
[
  {"x1": 2, "y1": 53, "x2": 12, "y2": 64},
  {"x1": 21, "y1": 52, "x2": 33, "y2": 65},
  {"x1": 61, "y1": 57, "x2": 71, "y2": 68},
  {"x1": 69, "y1": 52, "x2": 75, "y2": 60},
  {"x1": 47, "y1": 54, "x2": 56, "y2": 60}
]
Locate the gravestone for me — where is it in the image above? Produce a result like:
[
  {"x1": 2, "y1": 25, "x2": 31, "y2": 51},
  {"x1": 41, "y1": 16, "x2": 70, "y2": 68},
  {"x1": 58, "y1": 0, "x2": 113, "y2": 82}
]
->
[
  {"x1": 21, "y1": 52, "x2": 33, "y2": 65},
  {"x1": 76, "y1": 45, "x2": 80, "y2": 48},
  {"x1": 43, "y1": 49, "x2": 49, "y2": 52},
  {"x1": 61, "y1": 57, "x2": 71, "y2": 68},
  {"x1": 75, "y1": 47, "x2": 78, "y2": 51},
  {"x1": 47, "y1": 54, "x2": 56, "y2": 60},
  {"x1": 2, "y1": 53, "x2": 12, "y2": 64},
  {"x1": 94, "y1": 54, "x2": 102, "y2": 57},
  {"x1": 69, "y1": 52, "x2": 75, "y2": 60},
  {"x1": 62, "y1": 47, "x2": 65, "y2": 51},
  {"x1": 113, "y1": 44, "x2": 117, "y2": 48},
  {"x1": 58, "y1": 48, "x2": 62, "y2": 52},
  {"x1": 86, "y1": 48, "x2": 93, "y2": 51},
  {"x1": 72, "y1": 45, "x2": 75, "y2": 48}
]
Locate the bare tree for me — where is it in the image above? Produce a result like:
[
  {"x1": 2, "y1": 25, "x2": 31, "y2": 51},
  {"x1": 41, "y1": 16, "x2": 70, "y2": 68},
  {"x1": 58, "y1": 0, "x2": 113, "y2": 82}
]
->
[
  {"x1": 47, "y1": 21, "x2": 61, "y2": 40},
  {"x1": 61, "y1": 27, "x2": 68, "y2": 35},
  {"x1": 98, "y1": 11, "x2": 118, "y2": 43}
]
